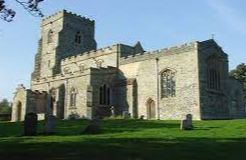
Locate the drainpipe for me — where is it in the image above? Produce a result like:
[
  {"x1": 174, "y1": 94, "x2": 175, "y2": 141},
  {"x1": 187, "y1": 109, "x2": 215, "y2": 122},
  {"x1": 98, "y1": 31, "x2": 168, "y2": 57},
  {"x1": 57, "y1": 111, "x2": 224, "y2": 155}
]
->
[
  {"x1": 64, "y1": 78, "x2": 68, "y2": 119},
  {"x1": 155, "y1": 57, "x2": 160, "y2": 120}
]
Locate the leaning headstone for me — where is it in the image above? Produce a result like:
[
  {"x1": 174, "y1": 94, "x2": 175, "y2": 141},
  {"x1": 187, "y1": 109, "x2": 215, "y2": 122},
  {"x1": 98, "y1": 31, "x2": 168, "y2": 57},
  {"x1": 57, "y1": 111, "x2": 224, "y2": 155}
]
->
[
  {"x1": 82, "y1": 119, "x2": 101, "y2": 134},
  {"x1": 180, "y1": 114, "x2": 193, "y2": 130},
  {"x1": 44, "y1": 115, "x2": 56, "y2": 135},
  {"x1": 24, "y1": 113, "x2": 38, "y2": 136}
]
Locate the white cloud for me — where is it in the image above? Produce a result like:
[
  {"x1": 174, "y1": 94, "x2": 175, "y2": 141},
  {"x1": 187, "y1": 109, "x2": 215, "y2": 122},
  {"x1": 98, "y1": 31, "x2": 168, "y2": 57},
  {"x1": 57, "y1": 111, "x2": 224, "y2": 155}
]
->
[{"x1": 206, "y1": 0, "x2": 246, "y2": 35}]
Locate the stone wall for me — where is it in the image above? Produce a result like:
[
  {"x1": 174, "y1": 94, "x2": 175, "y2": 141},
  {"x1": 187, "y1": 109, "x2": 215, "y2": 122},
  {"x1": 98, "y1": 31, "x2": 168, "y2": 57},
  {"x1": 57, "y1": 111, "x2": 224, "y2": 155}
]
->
[
  {"x1": 90, "y1": 67, "x2": 118, "y2": 118},
  {"x1": 61, "y1": 45, "x2": 118, "y2": 73},
  {"x1": 38, "y1": 11, "x2": 64, "y2": 78},
  {"x1": 31, "y1": 71, "x2": 90, "y2": 119},
  {"x1": 11, "y1": 85, "x2": 27, "y2": 121},
  {"x1": 119, "y1": 42, "x2": 201, "y2": 120},
  {"x1": 198, "y1": 40, "x2": 231, "y2": 119},
  {"x1": 229, "y1": 78, "x2": 245, "y2": 118},
  {"x1": 32, "y1": 10, "x2": 97, "y2": 80},
  {"x1": 31, "y1": 43, "x2": 119, "y2": 119},
  {"x1": 11, "y1": 85, "x2": 48, "y2": 121}
]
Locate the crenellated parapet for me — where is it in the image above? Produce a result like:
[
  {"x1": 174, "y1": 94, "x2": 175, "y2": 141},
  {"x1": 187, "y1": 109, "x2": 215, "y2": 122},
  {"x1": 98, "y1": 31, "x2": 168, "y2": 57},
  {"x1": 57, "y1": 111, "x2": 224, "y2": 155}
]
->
[
  {"x1": 31, "y1": 66, "x2": 118, "y2": 85},
  {"x1": 61, "y1": 45, "x2": 118, "y2": 65},
  {"x1": 42, "y1": 10, "x2": 94, "y2": 26},
  {"x1": 120, "y1": 41, "x2": 198, "y2": 64},
  {"x1": 31, "y1": 73, "x2": 70, "y2": 85}
]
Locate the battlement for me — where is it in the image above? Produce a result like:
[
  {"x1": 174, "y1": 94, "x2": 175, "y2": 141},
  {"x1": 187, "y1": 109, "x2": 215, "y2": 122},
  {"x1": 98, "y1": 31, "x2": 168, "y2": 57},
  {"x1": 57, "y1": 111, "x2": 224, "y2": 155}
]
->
[
  {"x1": 31, "y1": 66, "x2": 117, "y2": 85},
  {"x1": 32, "y1": 73, "x2": 69, "y2": 85},
  {"x1": 41, "y1": 10, "x2": 94, "y2": 26},
  {"x1": 120, "y1": 41, "x2": 198, "y2": 64},
  {"x1": 61, "y1": 44, "x2": 118, "y2": 65}
]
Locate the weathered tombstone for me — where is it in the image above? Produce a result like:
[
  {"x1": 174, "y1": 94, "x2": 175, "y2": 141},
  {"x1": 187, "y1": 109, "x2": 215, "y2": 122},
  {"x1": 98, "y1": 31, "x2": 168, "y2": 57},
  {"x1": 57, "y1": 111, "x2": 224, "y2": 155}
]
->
[
  {"x1": 24, "y1": 113, "x2": 38, "y2": 136},
  {"x1": 110, "y1": 106, "x2": 115, "y2": 117},
  {"x1": 82, "y1": 119, "x2": 101, "y2": 134},
  {"x1": 186, "y1": 114, "x2": 193, "y2": 128},
  {"x1": 180, "y1": 114, "x2": 193, "y2": 130},
  {"x1": 44, "y1": 115, "x2": 56, "y2": 135},
  {"x1": 140, "y1": 115, "x2": 144, "y2": 120}
]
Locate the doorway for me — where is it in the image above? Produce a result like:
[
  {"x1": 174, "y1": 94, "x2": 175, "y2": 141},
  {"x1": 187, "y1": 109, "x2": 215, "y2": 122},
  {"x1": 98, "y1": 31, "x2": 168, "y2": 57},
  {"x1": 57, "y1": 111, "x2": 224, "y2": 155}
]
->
[{"x1": 146, "y1": 98, "x2": 156, "y2": 119}]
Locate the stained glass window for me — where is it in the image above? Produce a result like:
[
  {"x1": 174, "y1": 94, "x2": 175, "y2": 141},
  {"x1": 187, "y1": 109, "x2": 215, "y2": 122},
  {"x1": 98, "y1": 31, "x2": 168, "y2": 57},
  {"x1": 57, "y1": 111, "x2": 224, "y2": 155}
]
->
[{"x1": 161, "y1": 69, "x2": 176, "y2": 98}]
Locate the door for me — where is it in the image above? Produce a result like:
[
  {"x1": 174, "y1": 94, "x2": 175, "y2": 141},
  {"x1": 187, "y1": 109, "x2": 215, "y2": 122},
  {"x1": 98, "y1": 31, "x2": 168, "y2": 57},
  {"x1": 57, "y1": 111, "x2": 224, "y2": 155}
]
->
[{"x1": 147, "y1": 98, "x2": 156, "y2": 119}]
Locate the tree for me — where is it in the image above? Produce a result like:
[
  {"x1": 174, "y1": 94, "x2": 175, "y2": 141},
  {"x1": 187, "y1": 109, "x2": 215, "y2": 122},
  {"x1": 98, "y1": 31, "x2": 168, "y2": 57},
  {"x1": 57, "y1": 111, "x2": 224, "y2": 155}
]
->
[
  {"x1": 230, "y1": 63, "x2": 246, "y2": 98},
  {"x1": 0, "y1": 98, "x2": 11, "y2": 114},
  {"x1": 0, "y1": 0, "x2": 45, "y2": 22}
]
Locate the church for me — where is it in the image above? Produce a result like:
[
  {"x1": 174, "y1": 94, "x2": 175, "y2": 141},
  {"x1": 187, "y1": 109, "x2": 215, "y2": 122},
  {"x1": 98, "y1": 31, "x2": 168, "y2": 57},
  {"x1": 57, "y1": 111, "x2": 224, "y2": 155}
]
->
[{"x1": 11, "y1": 10, "x2": 245, "y2": 121}]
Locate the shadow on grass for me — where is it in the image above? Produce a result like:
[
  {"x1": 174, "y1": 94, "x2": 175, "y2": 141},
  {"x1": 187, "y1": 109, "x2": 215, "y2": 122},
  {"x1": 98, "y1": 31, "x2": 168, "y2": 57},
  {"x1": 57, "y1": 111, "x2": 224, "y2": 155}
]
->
[
  {"x1": 48, "y1": 119, "x2": 181, "y2": 136},
  {"x1": 0, "y1": 137, "x2": 245, "y2": 160},
  {"x1": 1, "y1": 119, "x2": 246, "y2": 159},
  {"x1": 0, "y1": 119, "x2": 181, "y2": 137},
  {"x1": 193, "y1": 126, "x2": 220, "y2": 131}
]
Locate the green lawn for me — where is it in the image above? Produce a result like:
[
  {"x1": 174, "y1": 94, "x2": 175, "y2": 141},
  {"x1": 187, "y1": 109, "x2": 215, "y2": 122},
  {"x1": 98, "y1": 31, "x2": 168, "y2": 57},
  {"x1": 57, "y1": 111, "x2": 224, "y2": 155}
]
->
[{"x1": 0, "y1": 119, "x2": 246, "y2": 160}]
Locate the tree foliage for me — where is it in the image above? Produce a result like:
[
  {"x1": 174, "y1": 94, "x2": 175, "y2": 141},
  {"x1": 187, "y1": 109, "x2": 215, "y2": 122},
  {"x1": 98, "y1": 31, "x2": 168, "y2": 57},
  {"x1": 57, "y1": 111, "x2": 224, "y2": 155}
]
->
[
  {"x1": 230, "y1": 63, "x2": 246, "y2": 98},
  {"x1": 0, "y1": 99, "x2": 11, "y2": 114},
  {"x1": 0, "y1": 0, "x2": 45, "y2": 22}
]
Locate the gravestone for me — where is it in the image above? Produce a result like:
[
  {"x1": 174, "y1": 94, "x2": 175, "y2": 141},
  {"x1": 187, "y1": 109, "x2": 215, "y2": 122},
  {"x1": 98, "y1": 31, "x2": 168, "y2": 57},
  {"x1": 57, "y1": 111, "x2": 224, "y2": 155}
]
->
[
  {"x1": 180, "y1": 114, "x2": 193, "y2": 130},
  {"x1": 24, "y1": 113, "x2": 38, "y2": 136},
  {"x1": 44, "y1": 115, "x2": 56, "y2": 135},
  {"x1": 140, "y1": 115, "x2": 144, "y2": 120},
  {"x1": 110, "y1": 106, "x2": 115, "y2": 117},
  {"x1": 186, "y1": 114, "x2": 193, "y2": 128},
  {"x1": 82, "y1": 119, "x2": 101, "y2": 134}
]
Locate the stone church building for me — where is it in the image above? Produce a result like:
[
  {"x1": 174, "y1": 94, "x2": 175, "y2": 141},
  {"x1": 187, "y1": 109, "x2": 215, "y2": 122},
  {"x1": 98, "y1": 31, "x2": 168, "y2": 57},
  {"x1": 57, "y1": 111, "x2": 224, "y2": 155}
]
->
[{"x1": 11, "y1": 10, "x2": 245, "y2": 121}]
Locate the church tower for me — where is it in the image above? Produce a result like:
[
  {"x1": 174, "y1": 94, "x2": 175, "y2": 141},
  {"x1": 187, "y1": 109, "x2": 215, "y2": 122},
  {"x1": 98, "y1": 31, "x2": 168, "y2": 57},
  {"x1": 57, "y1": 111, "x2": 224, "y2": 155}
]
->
[{"x1": 32, "y1": 10, "x2": 97, "y2": 79}]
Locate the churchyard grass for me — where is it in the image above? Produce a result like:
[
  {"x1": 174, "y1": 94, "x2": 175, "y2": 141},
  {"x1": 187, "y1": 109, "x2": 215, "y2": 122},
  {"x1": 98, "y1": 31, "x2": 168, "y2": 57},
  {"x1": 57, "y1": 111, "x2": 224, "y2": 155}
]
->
[{"x1": 0, "y1": 119, "x2": 246, "y2": 160}]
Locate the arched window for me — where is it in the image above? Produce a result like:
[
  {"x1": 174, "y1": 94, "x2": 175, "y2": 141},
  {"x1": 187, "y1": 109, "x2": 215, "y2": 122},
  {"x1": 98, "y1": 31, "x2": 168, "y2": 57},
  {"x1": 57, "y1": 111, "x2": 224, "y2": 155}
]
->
[
  {"x1": 99, "y1": 84, "x2": 110, "y2": 105},
  {"x1": 207, "y1": 56, "x2": 222, "y2": 90},
  {"x1": 75, "y1": 31, "x2": 81, "y2": 44},
  {"x1": 47, "y1": 30, "x2": 53, "y2": 44},
  {"x1": 161, "y1": 69, "x2": 176, "y2": 98},
  {"x1": 70, "y1": 88, "x2": 77, "y2": 107}
]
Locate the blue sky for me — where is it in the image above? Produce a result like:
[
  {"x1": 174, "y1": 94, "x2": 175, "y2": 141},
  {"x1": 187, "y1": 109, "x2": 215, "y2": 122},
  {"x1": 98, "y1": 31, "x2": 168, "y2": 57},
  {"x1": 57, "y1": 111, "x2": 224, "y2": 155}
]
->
[{"x1": 0, "y1": 0, "x2": 245, "y2": 100}]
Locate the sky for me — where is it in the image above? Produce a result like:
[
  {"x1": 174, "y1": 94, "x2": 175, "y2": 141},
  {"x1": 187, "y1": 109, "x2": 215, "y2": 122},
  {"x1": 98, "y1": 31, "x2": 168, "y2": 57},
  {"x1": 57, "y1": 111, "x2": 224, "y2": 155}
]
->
[{"x1": 0, "y1": 0, "x2": 246, "y2": 101}]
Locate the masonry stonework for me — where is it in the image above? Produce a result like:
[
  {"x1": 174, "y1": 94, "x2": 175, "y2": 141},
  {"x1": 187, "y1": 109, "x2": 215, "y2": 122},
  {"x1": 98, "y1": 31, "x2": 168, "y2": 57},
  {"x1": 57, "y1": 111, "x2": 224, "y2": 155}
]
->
[{"x1": 11, "y1": 10, "x2": 245, "y2": 121}]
